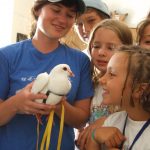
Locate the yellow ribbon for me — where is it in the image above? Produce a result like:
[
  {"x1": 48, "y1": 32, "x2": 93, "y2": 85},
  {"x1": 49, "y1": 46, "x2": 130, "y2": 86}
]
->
[
  {"x1": 57, "y1": 104, "x2": 64, "y2": 150},
  {"x1": 40, "y1": 104, "x2": 65, "y2": 150}
]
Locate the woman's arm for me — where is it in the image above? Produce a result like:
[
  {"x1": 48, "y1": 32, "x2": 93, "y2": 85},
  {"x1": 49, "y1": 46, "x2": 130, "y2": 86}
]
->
[
  {"x1": 0, "y1": 83, "x2": 53, "y2": 126},
  {"x1": 0, "y1": 98, "x2": 18, "y2": 126},
  {"x1": 54, "y1": 98, "x2": 91, "y2": 128}
]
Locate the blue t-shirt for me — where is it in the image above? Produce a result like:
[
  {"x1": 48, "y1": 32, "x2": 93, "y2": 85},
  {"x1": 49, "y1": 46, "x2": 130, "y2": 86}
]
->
[{"x1": 0, "y1": 39, "x2": 94, "y2": 150}]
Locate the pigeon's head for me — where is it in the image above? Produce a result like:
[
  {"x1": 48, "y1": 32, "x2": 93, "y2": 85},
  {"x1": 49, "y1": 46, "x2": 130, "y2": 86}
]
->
[{"x1": 50, "y1": 64, "x2": 74, "y2": 77}]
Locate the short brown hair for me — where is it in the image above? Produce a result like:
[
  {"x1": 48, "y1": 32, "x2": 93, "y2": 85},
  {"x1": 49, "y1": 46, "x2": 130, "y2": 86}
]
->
[{"x1": 136, "y1": 19, "x2": 150, "y2": 44}]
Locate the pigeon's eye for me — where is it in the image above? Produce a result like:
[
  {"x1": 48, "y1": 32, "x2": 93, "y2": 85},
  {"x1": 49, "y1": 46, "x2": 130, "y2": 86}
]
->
[{"x1": 63, "y1": 67, "x2": 67, "y2": 71}]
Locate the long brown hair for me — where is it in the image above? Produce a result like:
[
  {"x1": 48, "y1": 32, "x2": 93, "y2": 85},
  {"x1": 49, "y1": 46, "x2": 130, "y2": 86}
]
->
[{"x1": 118, "y1": 45, "x2": 150, "y2": 112}]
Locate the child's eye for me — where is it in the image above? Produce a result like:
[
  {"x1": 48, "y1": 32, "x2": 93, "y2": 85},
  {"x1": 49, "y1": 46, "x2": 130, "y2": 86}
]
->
[
  {"x1": 108, "y1": 44, "x2": 116, "y2": 51},
  {"x1": 108, "y1": 72, "x2": 115, "y2": 78},
  {"x1": 145, "y1": 40, "x2": 150, "y2": 44},
  {"x1": 92, "y1": 43, "x2": 101, "y2": 49},
  {"x1": 66, "y1": 13, "x2": 76, "y2": 19},
  {"x1": 87, "y1": 19, "x2": 96, "y2": 24},
  {"x1": 92, "y1": 45, "x2": 100, "y2": 49},
  {"x1": 108, "y1": 47, "x2": 114, "y2": 51}
]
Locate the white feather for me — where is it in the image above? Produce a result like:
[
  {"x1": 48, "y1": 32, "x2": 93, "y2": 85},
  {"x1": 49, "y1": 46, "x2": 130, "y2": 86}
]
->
[
  {"x1": 31, "y1": 72, "x2": 49, "y2": 94},
  {"x1": 31, "y1": 64, "x2": 73, "y2": 105}
]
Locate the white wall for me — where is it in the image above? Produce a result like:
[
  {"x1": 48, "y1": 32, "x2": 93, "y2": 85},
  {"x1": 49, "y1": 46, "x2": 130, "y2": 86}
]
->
[
  {"x1": 0, "y1": 0, "x2": 14, "y2": 47},
  {"x1": 12, "y1": 0, "x2": 34, "y2": 43},
  {"x1": 104, "y1": 0, "x2": 150, "y2": 28},
  {"x1": 0, "y1": 0, "x2": 149, "y2": 48},
  {"x1": 0, "y1": 0, "x2": 34, "y2": 47}
]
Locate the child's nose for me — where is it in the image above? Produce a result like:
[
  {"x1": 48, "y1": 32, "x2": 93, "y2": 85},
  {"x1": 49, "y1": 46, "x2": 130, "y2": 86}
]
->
[
  {"x1": 98, "y1": 47, "x2": 107, "y2": 56},
  {"x1": 99, "y1": 74, "x2": 106, "y2": 84}
]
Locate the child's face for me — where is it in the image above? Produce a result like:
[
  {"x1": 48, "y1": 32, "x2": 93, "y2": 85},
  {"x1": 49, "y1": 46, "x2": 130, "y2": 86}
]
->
[
  {"x1": 91, "y1": 28, "x2": 122, "y2": 73},
  {"x1": 76, "y1": 9, "x2": 103, "y2": 41},
  {"x1": 99, "y1": 52, "x2": 131, "y2": 107},
  {"x1": 140, "y1": 24, "x2": 150, "y2": 49}
]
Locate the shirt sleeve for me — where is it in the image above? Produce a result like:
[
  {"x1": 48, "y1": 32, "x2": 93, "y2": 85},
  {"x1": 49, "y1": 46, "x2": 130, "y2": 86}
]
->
[
  {"x1": 75, "y1": 55, "x2": 94, "y2": 100},
  {"x1": 0, "y1": 51, "x2": 9, "y2": 100}
]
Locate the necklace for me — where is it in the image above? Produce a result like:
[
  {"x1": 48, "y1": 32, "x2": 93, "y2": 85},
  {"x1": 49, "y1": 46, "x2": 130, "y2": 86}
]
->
[{"x1": 120, "y1": 115, "x2": 150, "y2": 150}]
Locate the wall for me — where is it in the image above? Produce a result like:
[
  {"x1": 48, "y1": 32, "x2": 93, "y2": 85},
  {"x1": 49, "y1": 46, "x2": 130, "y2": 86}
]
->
[
  {"x1": 12, "y1": 0, "x2": 34, "y2": 43},
  {"x1": 0, "y1": 0, "x2": 34, "y2": 47},
  {"x1": 104, "y1": 0, "x2": 150, "y2": 28},
  {"x1": 0, "y1": 0, "x2": 149, "y2": 47},
  {"x1": 0, "y1": 0, "x2": 14, "y2": 47}
]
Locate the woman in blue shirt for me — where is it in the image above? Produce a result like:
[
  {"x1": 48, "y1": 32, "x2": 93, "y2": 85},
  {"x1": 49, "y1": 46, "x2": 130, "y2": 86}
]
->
[{"x1": 0, "y1": 0, "x2": 93, "y2": 150}]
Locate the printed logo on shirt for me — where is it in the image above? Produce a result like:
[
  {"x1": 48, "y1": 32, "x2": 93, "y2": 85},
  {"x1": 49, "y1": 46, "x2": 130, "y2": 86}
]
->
[{"x1": 21, "y1": 76, "x2": 36, "y2": 82}]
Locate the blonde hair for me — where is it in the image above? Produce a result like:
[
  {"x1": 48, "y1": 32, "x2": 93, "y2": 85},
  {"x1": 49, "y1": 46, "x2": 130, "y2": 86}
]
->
[{"x1": 89, "y1": 19, "x2": 133, "y2": 85}]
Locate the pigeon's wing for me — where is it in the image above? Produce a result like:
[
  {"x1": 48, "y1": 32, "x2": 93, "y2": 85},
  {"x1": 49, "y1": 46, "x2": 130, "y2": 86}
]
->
[
  {"x1": 31, "y1": 72, "x2": 49, "y2": 94},
  {"x1": 48, "y1": 76, "x2": 71, "y2": 95}
]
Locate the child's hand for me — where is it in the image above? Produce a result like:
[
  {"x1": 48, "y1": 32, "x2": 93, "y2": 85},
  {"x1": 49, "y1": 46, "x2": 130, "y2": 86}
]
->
[
  {"x1": 77, "y1": 117, "x2": 106, "y2": 150},
  {"x1": 94, "y1": 127, "x2": 126, "y2": 149},
  {"x1": 77, "y1": 123, "x2": 96, "y2": 150}
]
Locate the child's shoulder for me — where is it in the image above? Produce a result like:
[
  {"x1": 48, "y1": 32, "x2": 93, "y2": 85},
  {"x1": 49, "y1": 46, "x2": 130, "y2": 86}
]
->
[{"x1": 103, "y1": 111, "x2": 127, "y2": 128}]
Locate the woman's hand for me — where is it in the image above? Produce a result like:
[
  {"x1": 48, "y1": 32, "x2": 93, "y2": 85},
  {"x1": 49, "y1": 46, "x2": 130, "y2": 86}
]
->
[{"x1": 14, "y1": 83, "x2": 54, "y2": 115}]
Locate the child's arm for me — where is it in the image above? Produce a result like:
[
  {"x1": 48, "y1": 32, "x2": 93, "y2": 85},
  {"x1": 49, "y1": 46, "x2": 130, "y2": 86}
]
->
[
  {"x1": 86, "y1": 127, "x2": 126, "y2": 149},
  {"x1": 86, "y1": 133, "x2": 102, "y2": 150},
  {"x1": 76, "y1": 117, "x2": 106, "y2": 149}
]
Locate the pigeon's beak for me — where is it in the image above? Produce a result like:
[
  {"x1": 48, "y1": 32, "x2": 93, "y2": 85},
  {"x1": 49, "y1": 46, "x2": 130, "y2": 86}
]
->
[{"x1": 68, "y1": 69, "x2": 75, "y2": 77}]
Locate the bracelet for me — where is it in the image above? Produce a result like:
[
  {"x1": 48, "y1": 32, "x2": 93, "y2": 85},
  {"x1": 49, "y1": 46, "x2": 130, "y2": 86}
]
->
[{"x1": 91, "y1": 128, "x2": 97, "y2": 143}]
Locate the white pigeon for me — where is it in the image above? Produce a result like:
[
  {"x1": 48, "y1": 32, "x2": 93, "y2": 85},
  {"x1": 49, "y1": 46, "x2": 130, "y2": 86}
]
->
[{"x1": 31, "y1": 64, "x2": 74, "y2": 105}]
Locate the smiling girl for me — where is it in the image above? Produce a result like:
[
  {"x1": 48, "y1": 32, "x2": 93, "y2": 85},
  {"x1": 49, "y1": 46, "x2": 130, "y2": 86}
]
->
[{"x1": 87, "y1": 45, "x2": 150, "y2": 150}]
